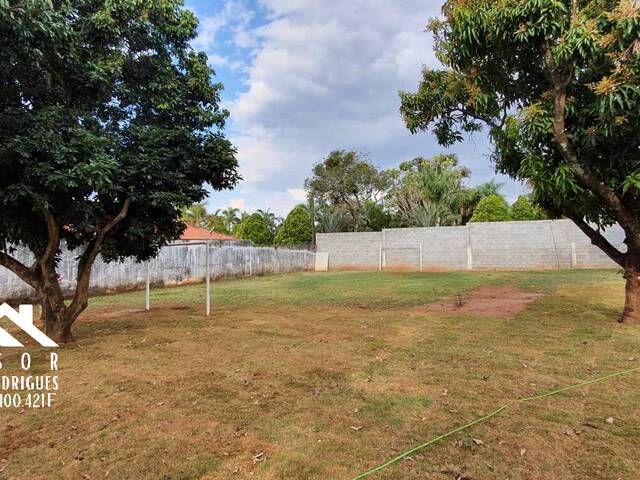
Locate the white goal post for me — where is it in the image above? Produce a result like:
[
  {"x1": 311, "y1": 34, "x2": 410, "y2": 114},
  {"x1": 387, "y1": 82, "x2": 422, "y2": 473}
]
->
[{"x1": 379, "y1": 242, "x2": 423, "y2": 272}]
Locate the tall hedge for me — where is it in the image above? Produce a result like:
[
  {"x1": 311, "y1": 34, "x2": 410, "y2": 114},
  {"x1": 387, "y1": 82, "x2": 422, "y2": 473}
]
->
[
  {"x1": 510, "y1": 195, "x2": 547, "y2": 221},
  {"x1": 236, "y1": 213, "x2": 273, "y2": 246},
  {"x1": 469, "y1": 194, "x2": 510, "y2": 223},
  {"x1": 274, "y1": 206, "x2": 312, "y2": 245}
]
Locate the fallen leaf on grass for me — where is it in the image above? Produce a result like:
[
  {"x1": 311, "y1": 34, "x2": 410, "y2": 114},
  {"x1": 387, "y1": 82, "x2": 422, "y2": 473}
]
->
[{"x1": 440, "y1": 464, "x2": 475, "y2": 480}]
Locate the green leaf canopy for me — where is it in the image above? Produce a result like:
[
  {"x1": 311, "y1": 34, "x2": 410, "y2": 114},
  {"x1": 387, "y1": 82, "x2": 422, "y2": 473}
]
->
[
  {"x1": 0, "y1": 0, "x2": 239, "y2": 262},
  {"x1": 400, "y1": 0, "x2": 639, "y2": 243}
]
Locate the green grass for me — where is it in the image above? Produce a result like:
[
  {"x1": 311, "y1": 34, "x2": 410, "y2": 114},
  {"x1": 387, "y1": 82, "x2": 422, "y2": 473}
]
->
[
  {"x1": 0, "y1": 269, "x2": 638, "y2": 480},
  {"x1": 92, "y1": 268, "x2": 623, "y2": 308},
  {"x1": 362, "y1": 393, "x2": 433, "y2": 427}
]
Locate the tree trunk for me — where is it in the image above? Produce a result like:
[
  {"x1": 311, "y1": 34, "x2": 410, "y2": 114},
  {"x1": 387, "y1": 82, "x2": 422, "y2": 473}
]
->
[
  {"x1": 621, "y1": 262, "x2": 640, "y2": 324},
  {"x1": 2, "y1": 203, "x2": 130, "y2": 344},
  {"x1": 37, "y1": 268, "x2": 88, "y2": 344},
  {"x1": 38, "y1": 293, "x2": 78, "y2": 344},
  {"x1": 43, "y1": 311, "x2": 75, "y2": 344}
]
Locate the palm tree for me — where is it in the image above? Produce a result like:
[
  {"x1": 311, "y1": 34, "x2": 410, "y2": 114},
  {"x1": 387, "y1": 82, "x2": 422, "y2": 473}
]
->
[
  {"x1": 476, "y1": 179, "x2": 505, "y2": 198},
  {"x1": 316, "y1": 208, "x2": 348, "y2": 233},
  {"x1": 218, "y1": 207, "x2": 240, "y2": 232},
  {"x1": 238, "y1": 211, "x2": 250, "y2": 223},
  {"x1": 180, "y1": 203, "x2": 208, "y2": 226},
  {"x1": 256, "y1": 209, "x2": 281, "y2": 234},
  {"x1": 392, "y1": 155, "x2": 468, "y2": 227},
  {"x1": 204, "y1": 214, "x2": 226, "y2": 233}
]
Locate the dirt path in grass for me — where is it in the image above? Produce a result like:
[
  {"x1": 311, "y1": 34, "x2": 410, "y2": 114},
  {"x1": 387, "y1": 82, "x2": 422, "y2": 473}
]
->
[{"x1": 419, "y1": 285, "x2": 544, "y2": 318}]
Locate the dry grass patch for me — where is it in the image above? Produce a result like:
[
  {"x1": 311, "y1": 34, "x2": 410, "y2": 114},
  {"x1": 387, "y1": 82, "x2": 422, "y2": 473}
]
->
[{"x1": 0, "y1": 270, "x2": 638, "y2": 479}]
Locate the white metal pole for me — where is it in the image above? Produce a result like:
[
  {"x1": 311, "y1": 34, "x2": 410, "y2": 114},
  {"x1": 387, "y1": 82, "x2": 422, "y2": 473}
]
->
[
  {"x1": 570, "y1": 227, "x2": 577, "y2": 268},
  {"x1": 249, "y1": 248, "x2": 253, "y2": 276},
  {"x1": 145, "y1": 261, "x2": 150, "y2": 311},
  {"x1": 466, "y1": 224, "x2": 473, "y2": 270},
  {"x1": 378, "y1": 243, "x2": 382, "y2": 272},
  {"x1": 549, "y1": 220, "x2": 561, "y2": 270},
  {"x1": 381, "y1": 230, "x2": 386, "y2": 270},
  {"x1": 419, "y1": 244, "x2": 423, "y2": 272},
  {"x1": 205, "y1": 242, "x2": 211, "y2": 316}
]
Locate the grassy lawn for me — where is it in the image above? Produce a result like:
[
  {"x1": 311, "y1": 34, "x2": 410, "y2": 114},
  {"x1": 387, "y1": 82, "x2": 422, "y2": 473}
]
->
[{"x1": 1, "y1": 269, "x2": 639, "y2": 479}]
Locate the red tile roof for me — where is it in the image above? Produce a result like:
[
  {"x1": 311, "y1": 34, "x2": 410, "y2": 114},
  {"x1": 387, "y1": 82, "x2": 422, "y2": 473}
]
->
[{"x1": 180, "y1": 225, "x2": 238, "y2": 241}]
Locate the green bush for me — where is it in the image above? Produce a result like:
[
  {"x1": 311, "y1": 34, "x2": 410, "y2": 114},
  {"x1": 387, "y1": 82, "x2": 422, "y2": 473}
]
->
[
  {"x1": 362, "y1": 201, "x2": 392, "y2": 231},
  {"x1": 236, "y1": 213, "x2": 273, "y2": 245},
  {"x1": 469, "y1": 194, "x2": 510, "y2": 222},
  {"x1": 510, "y1": 195, "x2": 549, "y2": 221},
  {"x1": 274, "y1": 205, "x2": 312, "y2": 245}
]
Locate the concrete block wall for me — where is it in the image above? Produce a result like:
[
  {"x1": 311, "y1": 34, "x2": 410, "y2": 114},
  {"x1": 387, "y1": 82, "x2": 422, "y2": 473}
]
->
[
  {"x1": 315, "y1": 232, "x2": 382, "y2": 270},
  {"x1": 0, "y1": 243, "x2": 316, "y2": 302},
  {"x1": 316, "y1": 219, "x2": 625, "y2": 271},
  {"x1": 384, "y1": 226, "x2": 468, "y2": 269},
  {"x1": 469, "y1": 220, "x2": 569, "y2": 269}
]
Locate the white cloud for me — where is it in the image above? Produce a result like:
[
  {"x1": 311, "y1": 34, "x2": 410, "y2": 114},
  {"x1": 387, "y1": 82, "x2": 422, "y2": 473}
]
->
[
  {"x1": 204, "y1": 1, "x2": 523, "y2": 215},
  {"x1": 206, "y1": 52, "x2": 230, "y2": 67},
  {"x1": 190, "y1": 12, "x2": 227, "y2": 52},
  {"x1": 190, "y1": 1, "x2": 256, "y2": 70},
  {"x1": 228, "y1": 198, "x2": 247, "y2": 209},
  {"x1": 227, "y1": 1, "x2": 442, "y2": 189},
  {"x1": 286, "y1": 188, "x2": 307, "y2": 202}
]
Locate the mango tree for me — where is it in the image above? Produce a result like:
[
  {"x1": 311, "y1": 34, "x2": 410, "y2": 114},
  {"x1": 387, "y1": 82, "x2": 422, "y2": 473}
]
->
[
  {"x1": 0, "y1": 0, "x2": 239, "y2": 342},
  {"x1": 400, "y1": 0, "x2": 640, "y2": 322}
]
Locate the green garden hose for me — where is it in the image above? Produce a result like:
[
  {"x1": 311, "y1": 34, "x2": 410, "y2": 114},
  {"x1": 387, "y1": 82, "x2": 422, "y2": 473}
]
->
[{"x1": 352, "y1": 366, "x2": 640, "y2": 479}]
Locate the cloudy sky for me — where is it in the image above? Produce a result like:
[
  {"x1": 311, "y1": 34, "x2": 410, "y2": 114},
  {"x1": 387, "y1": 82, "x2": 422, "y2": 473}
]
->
[{"x1": 188, "y1": 0, "x2": 525, "y2": 216}]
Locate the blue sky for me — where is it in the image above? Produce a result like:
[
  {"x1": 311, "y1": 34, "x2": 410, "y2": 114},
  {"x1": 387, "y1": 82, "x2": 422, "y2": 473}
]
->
[{"x1": 187, "y1": 0, "x2": 526, "y2": 216}]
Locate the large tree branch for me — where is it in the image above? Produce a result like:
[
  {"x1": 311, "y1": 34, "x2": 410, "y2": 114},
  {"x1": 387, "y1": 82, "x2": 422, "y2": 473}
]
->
[
  {"x1": 41, "y1": 208, "x2": 61, "y2": 267},
  {"x1": 75, "y1": 198, "x2": 132, "y2": 275},
  {"x1": 0, "y1": 250, "x2": 39, "y2": 289},
  {"x1": 456, "y1": 107, "x2": 502, "y2": 130},
  {"x1": 67, "y1": 198, "x2": 131, "y2": 320},
  {"x1": 570, "y1": 0, "x2": 578, "y2": 22},
  {"x1": 36, "y1": 208, "x2": 66, "y2": 308},
  {"x1": 101, "y1": 198, "x2": 131, "y2": 236},
  {"x1": 543, "y1": 42, "x2": 640, "y2": 250},
  {"x1": 567, "y1": 214, "x2": 626, "y2": 267},
  {"x1": 0, "y1": 209, "x2": 63, "y2": 302}
]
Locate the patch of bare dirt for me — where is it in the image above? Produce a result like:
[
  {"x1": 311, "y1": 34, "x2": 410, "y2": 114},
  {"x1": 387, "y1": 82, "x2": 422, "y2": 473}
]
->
[{"x1": 419, "y1": 285, "x2": 543, "y2": 318}]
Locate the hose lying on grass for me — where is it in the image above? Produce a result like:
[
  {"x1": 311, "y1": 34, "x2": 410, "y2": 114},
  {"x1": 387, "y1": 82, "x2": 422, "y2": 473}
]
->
[{"x1": 351, "y1": 366, "x2": 640, "y2": 480}]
